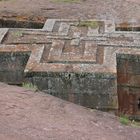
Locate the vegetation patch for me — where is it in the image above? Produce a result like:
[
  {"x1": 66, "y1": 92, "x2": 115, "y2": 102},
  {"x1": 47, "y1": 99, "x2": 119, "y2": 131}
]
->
[
  {"x1": 22, "y1": 82, "x2": 38, "y2": 91},
  {"x1": 78, "y1": 21, "x2": 99, "y2": 29},
  {"x1": 120, "y1": 115, "x2": 130, "y2": 125},
  {"x1": 119, "y1": 115, "x2": 140, "y2": 127},
  {"x1": 13, "y1": 31, "x2": 23, "y2": 37}
]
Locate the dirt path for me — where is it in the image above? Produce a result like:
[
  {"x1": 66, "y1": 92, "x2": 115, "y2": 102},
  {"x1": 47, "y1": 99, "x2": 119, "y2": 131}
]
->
[
  {"x1": 0, "y1": 82, "x2": 139, "y2": 140},
  {"x1": 0, "y1": 0, "x2": 139, "y2": 23}
]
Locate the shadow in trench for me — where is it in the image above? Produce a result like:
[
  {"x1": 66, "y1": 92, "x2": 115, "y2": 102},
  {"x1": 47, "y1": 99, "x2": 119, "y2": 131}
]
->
[{"x1": 0, "y1": 18, "x2": 44, "y2": 29}]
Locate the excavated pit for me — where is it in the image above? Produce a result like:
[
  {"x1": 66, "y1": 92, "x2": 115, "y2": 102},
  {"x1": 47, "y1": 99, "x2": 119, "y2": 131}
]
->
[
  {"x1": 116, "y1": 26, "x2": 140, "y2": 31},
  {"x1": 117, "y1": 54, "x2": 140, "y2": 120},
  {"x1": 0, "y1": 18, "x2": 44, "y2": 29},
  {"x1": 116, "y1": 22, "x2": 140, "y2": 31},
  {"x1": 138, "y1": 98, "x2": 140, "y2": 110}
]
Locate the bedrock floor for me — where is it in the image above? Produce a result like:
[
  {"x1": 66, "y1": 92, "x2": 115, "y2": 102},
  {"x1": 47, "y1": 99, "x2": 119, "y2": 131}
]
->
[{"x1": 0, "y1": 82, "x2": 139, "y2": 140}]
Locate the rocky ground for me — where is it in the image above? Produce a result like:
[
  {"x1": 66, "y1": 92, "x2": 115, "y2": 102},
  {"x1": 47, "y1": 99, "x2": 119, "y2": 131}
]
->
[
  {"x1": 0, "y1": 0, "x2": 139, "y2": 24},
  {"x1": 0, "y1": 82, "x2": 139, "y2": 140}
]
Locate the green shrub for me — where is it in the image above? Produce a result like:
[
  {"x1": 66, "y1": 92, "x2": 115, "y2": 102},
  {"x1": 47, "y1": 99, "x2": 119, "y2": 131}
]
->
[
  {"x1": 78, "y1": 21, "x2": 99, "y2": 29},
  {"x1": 119, "y1": 115, "x2": 130, "y2": 125},
  {"x1": 22, "y1": 82, "x2": 38, "y2": 91}
]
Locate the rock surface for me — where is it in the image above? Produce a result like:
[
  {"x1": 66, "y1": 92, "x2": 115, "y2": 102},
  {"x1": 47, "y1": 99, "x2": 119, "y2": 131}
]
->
[
  {"x1": 0, "y1": 82, "x2": 139, "y2": 140},
  {"x1": 0, "y1": 0, "x2": 139, "y2": 23}
]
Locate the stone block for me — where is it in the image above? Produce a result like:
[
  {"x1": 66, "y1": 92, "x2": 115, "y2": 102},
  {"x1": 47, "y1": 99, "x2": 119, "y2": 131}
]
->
[{"x1": 0, "y1": 19, "x2": 140, "y2": 113}]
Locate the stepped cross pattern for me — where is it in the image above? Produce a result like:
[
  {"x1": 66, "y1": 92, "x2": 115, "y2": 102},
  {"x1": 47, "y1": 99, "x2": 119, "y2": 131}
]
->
[{"x1": 0, "y1": 19, "x2": 140, "y2": 115}]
